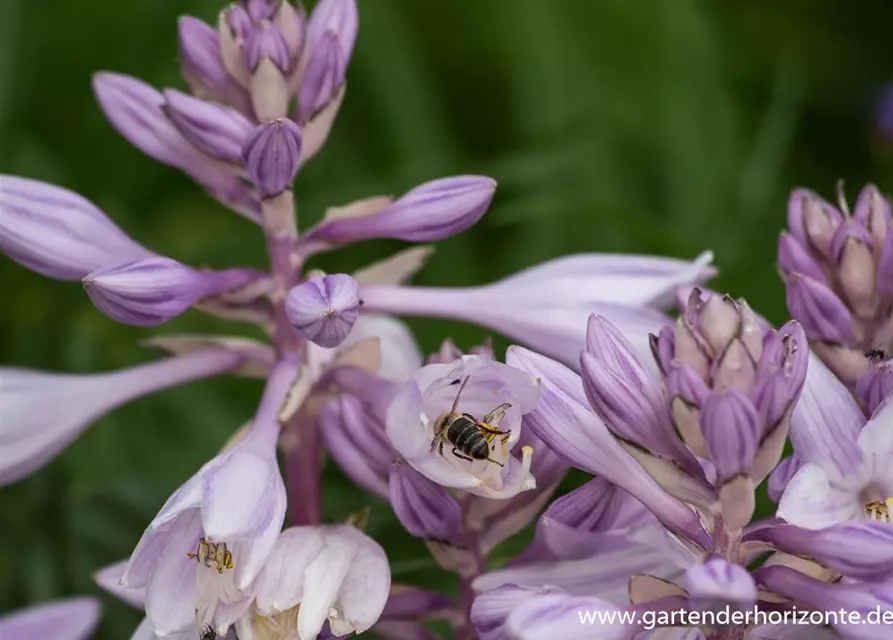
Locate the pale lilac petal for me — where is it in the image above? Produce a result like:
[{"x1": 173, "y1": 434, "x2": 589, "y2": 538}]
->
[
  {"x1": 683, "y1": 558, "x2": 756, "y2": 609},
  {"x1": 389, "y1": 462, "x2": 462, "y2": 540},
  {"x1": 0, "y1": 175, "x2": 153, "y2": 280},
  {"x1": 776, "y1": 462, "x2": 862, "y2": 529},
  {"x1": 297, "y1": 533, "x2": 356, "y2": 639},
  {"x1": 336, "y1": 526, "x2": 391, "y2": 635},
  {"x1": 789, "y1": 354, "x2": 865, "y2": 477},
  {"x1": 471, "y1": 585, "x2": 565, "y2": 640},
  {"x1": 94, "y1": 559, "x2": 145, "y2": 609},
  {"x1": 340, "y1": 315, "x2": 422, "y2": 382},
  {"x1": 0, "y1": 597, "x2": 101, "y2": 640},
  {"x1": 767, "y1": 454, "x2": 802, "y2": 503},
  {"x1": 253, "y1": 527, "x2": 325, "y2": 615},
  {"x1": 202, "y1": 451, "x2": 279, "y2": 539},
  {"x1": 748, "y1": 623, "x2": 837, "y2": 640},
  {"x1": 163, "y1": 89, "x2": 253, "y2": 163},
  {"x1": 144, "y1": 510, "x2": 202, "y2": 636},
  {"x1": 0, "y1": 349, "x2": 243, "y2": 486},
  {"x1": 319, "y1": 396, "x2": 391, "y2": 498}
]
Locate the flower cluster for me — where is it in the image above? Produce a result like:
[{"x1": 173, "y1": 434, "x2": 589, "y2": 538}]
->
[{"x1": 4, "y1": 1, "x2": 893, "y2": 640}]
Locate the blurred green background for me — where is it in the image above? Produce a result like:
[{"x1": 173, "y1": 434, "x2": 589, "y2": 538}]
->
[{"x1": 2, "y1": 0, "x2": 893, "y2": 637}]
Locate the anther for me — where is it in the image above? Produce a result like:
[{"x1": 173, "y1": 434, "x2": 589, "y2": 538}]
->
[{"x1": 865, "y1": 500, "x2": 892, "y2": 523}]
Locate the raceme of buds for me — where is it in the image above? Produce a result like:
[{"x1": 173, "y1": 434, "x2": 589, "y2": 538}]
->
[
  {"x1": 779, "y1": 184, "x2": 893, "y2": 387},
  {"x1": 93, "y1": 72, "x2": 261, "y2": 222},
  {"x1": 385, "y1": 355, "x2": 541, "y2": 499},
  {"x1": 300, "y1": 176, "x2": 496, "y2": 246},
  {"x1": 121, "y1": 361, "x2": 295, "y2": 635},
  {"x1": 241, "y1": 119, "x2": 303, "y2": 196},
  {"x1": 0, "y1": 349, "x2": 247, "y2": 487},
  {"x1": 83, "y1": 257, "x2": 260, "y2": 326},
  {"x1": 0, "y1": 175, "x2": 153, "y2": 280},
  {"x1": 0, "y1": 597, "x2": 101, "y2": 640},
  {"x1": 362, "y1": 251, "x2": 715, "y2": 368},
  {"x1": 285, "y1": 274, "x2": 361, "y2": 348},
  {"x1": 251, "y1": 524, "x2": 390, "y2": 639}
]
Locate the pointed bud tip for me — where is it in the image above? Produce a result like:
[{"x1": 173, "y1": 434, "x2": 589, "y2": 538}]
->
[{"x1": 241, "y1": 118, "x2": 303, "y2": 196}]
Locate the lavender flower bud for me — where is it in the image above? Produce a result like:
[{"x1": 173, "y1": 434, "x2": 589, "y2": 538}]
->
[
  {"x1": 244, "y1": 23, "x2": 292, "y2": 73},
  {"x1": 700, "y1": 390, "x2": 759, "y2": 480},
  {"x1": 856, "y1": 356, "x2": 893, "y2": 415},
  {"x1": 785, "y1": 273, "x2": 854, "y2": 344},
  {"x1": 852, "y1": 183, "x2": 891, "y2": 252},
  {"x1": 83, "y1": 257, "x2": 255, "y2": 327},
  {"x1": 177, "y1": 16, "x2": 252, "y2": 115},
  {"x1": 219, "y1": 4, "x2": 253, "y2": 87},
  {"x1": 163, "y1": 89, "x2": 253, "y2": 163},
  {"x1": 303, "y1": 176, "x2": 496, "y2": 245},
  {"x1": 307, "y1": 0, "x2": 358, "y2": 63},
  {"x1": 684, "y1": 558, "x2": 757, "y2": 612},
  {"x1": 285, "y1": 274, "x2": 361, "y2": 348},
  {"x1": 787, "y1": 188, "x2": 843, "y2": 259},
  {"x1": 0, "y1": 176, "x2": 153, "y2": 280},
  {"x1": 273, "y1": 1, "x2": 306, "y2": 58},
  {"x1": 831, "y1": 222, "x2": 877, "y2": 318},
  {"x1": 246, "y1": 0, "x2": 278, "y2": 22},
  {"x1": 777, "y1": 231, "x2": 825, "y2": 282},
  {"x1": 388, "y1": 462, "x2": 462, "y2": 541},
  {"x1": 297, "y1": 30, "x2": 346, "y2": 122},
  {"x1": 241, "y1": 118, "x2": 303, "y2": 196}
]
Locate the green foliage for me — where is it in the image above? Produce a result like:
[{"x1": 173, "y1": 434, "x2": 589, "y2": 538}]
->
[{"x1": 1, "y1": 0, "x2": 892, "y2": 637}]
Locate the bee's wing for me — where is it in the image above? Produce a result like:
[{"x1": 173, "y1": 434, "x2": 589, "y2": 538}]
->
[{"x1": 482, "y1": 403, "x2": 512, "y2": 426}]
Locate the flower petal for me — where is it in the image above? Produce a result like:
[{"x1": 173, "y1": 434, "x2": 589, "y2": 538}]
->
[
  {"x1": 0, "y1": 597, "x2": 101, "y2": 640},
  {"x1": 94, "y1": 559, "x2": 145, "y2": 609}
]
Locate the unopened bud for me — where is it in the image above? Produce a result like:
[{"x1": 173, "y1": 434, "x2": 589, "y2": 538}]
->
[
  {"x1": 296, "y1": 30, "x2": 345, "y2": 122},
  {"x1": 285, "y1": 274, "x2": 361, "y2": 348},
  {"x1": 163, "y1": 89, "x2": 253, "y2": 163},
  {"x1": 241, "y1": 118, "x2": 303, "y2": 196},
  {"x1": 244, "y1": 23, "x2": 292, "y2": 73},
  {"x1": 785, "y1": 273, "x2": 854, "y2": 344},
  {"x1": 307, "y1": 0, "x2": 358, "y2": 63},
  {"x1": 246, "y1": 0, "x2": 278, "y2": 22}
]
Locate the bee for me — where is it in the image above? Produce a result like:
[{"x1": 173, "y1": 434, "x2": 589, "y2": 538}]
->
[
  {"x1": 865, "y1": 348, "x2": 888, "y2": 363},
  {"x1": 187, "y1": 538, "x2": 233, "y2": 574},
  {"x1": 430, "y1": 376, "x2": 512, "y2": 466},
  {"x1": 200, "y1": 626, "x2": 217, "y2": 640}
]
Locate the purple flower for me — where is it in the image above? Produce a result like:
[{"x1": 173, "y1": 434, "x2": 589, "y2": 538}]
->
[
  {"x1": 306, "y1": 0, "x2": 358, "y2": 64},
  {"x1": 385, "y1": 356, "x2": 540, "y2": 499},
  {"x1": 93, "y1": 72, "x2": 261, "y2": 222},
  {"x1": 0, "y1": 349, "x2": 250, "y2": 487},
  {"x1": 0, "y1": 598, "x2": 101, "y2": 640},
  {"x1": 778, "y1": 355, "x2": 893, "y2": 528},
  {"x1": 362, "y1": 251, "x2": 715, "y2": 368},
  {"x1": 241, "y1": 118, "x2": 303, "y2": 196},
  {"x1": 0, "y1": 175, "x2": 153, "y2": 280},
  {"x1": 285, "y1": 274, "x2": 361, "y2": 348},
  {"x1": 121, "y1": 361, "x2": 296, "y2": 635},
  {"x1": 683, "y1": 558, "x2": 756, "y2": 611},
  {"x1": 83, "y1": 257, "x2": 259, "y2": 326},
  {"x1": 389, "y1": 461, "x2": 463, "y2": 541},
  {"x1": 296, "y1": 30, "x2": 346, "y2": 122},
  {"x1": 779, "y1": 183, "x2": 893, "y2": 387},
  {"x1": 301, "y1": 176, "x2": 496, "y2": 245},
  {"x1": 251, "y1": 524, "x2": 390, "y2": 638},
  {"x1": 163, "y1": 89, "x2": 254, "y2": 164}
]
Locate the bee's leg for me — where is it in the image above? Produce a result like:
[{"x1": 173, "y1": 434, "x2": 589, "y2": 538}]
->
[
  {"x1": 451, "y1": 447, "x2": 475, "y2": 462},
  {"x1": 478, "y1": 425, "x2": 509, "y2": 435},
  {"x1": 485, "y1": 457, "x2": 505, "y2": 467},
  {"x1": 439, "y1": 440, "x2": 446, "y2": 458},
  {"x1": 500, "y1": 432, "x2": 511, "y2": 444}
]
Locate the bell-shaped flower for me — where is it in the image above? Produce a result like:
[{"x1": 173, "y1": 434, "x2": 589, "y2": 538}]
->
[
  {"x1": 249, "y1": 524, "x2": 389, "y2": 640},
  {"x1": 120, "y1": 360, "x2": 296, "y2": 636},
  {"x1": 300, "y1": 176, "x2": 497, "y2": 246},
  {"x1": 0, "y1": 348, "x2": 249, "y2": 486},
  {"x1": 385, "y1": 356, "x2": 541, "y2": 499},
  {"x1": 0, "y1": 175, "x2": 153, "y2": 280},
  {"x1": 0, "y1": 597, "x2": 101, "y2": 640},
  {"x1": 777, "y1": 354, "x2": 893, "y2": 529},
  {"x1": 83, "y1": 257, "x2": 260, "y2": 326},
  {"x1": 362, "y1": 251, "x2": 715, "y2": 368},
  {"x1": 93, "y1": 72, "x2": 261, "y2": 223},
  {"x1": 285, "y1": 274, "x2": 361, "y2": 348}
]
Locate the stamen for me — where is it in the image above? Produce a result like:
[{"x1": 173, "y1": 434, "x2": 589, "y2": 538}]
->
[
  {"x1": 187, "y1": 538, "x2": 235, "y2": 573},
  {"x1": 865, "y1": 500, "x2": 892, "y2": 523}
]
